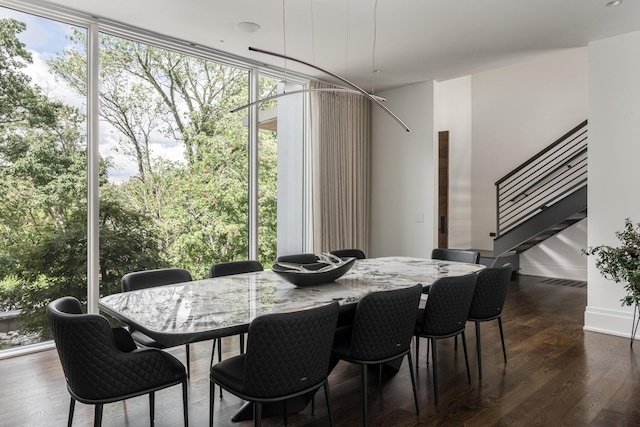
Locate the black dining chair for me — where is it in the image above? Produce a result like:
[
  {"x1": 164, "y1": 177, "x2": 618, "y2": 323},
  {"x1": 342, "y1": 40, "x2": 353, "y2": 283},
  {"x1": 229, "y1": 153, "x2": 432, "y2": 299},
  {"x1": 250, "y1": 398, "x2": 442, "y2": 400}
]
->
[
  {"x1": 468, "y1": 264, "x2": 512, "y2": 379},
  {"x1": 276, "y1": 253, "x2": 319, "y2": 264},
  {"x1": 331, "y1": 284, "x2": 422, "y2": 427},
  {"x1": 414, "y1": 273, "x2": 477, "y2": 404},
  {"x1": 210, "y1": 260, "x2": 264, "y2": 278},
  {"x1": 209, "y1": 301, "x2": 339, "y2": 427},
  {"x1": 422, "y1": 249, "x2": 480, "y2": 295},
  {"x1": 329, "y1": 249, "x2": 366, "y2": 259},
  {"x1": 431, "y1": 248, "x2": 481, "y2": 264},
  {"x1": 121, "y1": 267, "x2": 193, "y2": 376},
  {"x1": 209, "y1": 260, "x2": 264, "y2": 363},
  {"x1": 47, "y1": 296, "x2": 188, "y2": 427},
  {"x1": 326, "y1": 250, "x2": 366, "y2": 328}
]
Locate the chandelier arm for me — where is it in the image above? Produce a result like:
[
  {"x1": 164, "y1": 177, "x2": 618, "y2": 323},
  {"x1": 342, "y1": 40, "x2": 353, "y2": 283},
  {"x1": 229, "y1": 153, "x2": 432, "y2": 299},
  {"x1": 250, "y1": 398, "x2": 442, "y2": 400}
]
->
[
  {"x1": 248, "y1": 46, "x2": 411, "y2": 132},
  {"x1": 231, "y1": 88, "x2": 386, "y2": 114}
]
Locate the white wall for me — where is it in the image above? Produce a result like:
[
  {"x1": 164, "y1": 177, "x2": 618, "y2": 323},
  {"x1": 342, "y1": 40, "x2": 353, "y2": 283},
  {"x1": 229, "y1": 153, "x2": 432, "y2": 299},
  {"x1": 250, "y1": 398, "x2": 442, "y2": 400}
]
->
[
  {"x1": 370, "y1": 82, "x2": 435, "y2": 258},
  {"x1": 370, "y1": 48, "x2": 593, "y2": 282},
  {"x1": 585, "y1": 30, "x2": 640, "y2": 338},
  {"x1": 434, "y1": 76, "x2": 473, "y2": 249},
  {"x1": 519, "y1": 218, "x2": 587, "y2": 280},
  {"x1": 471, "y1": 48, "x2": 589, "y2": 251},
  {"x1": 366, "y1": 29, "x2": 640, "y2": 340}
]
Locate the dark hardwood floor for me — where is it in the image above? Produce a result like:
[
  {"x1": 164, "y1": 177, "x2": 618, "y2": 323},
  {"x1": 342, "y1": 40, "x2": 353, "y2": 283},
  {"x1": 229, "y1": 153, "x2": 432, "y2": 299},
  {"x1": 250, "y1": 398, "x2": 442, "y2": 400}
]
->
[{"x1": 2, "y1": 275, "x2": 640, "y2": 426}]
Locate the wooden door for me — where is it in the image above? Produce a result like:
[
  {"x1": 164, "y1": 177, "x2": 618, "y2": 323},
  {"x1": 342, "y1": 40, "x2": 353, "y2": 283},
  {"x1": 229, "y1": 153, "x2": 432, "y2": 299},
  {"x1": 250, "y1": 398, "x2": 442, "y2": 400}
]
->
[{"x1": 438, "y1": 131, "x2": 449, "y2": 248}]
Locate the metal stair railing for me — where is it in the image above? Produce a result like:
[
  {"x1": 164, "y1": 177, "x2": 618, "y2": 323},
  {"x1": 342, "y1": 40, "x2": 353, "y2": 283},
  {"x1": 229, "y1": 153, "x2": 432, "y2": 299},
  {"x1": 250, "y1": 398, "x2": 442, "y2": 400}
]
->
[{"x1": 495, "y1": 120, "x2": 587, "y2": 237}]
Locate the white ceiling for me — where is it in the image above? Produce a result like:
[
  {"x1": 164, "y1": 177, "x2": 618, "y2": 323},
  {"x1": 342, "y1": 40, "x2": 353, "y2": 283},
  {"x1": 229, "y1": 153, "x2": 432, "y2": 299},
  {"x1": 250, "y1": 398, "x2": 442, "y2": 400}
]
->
[{"x1": 43, "y1": 0, "x2": 640, "y2": 91}]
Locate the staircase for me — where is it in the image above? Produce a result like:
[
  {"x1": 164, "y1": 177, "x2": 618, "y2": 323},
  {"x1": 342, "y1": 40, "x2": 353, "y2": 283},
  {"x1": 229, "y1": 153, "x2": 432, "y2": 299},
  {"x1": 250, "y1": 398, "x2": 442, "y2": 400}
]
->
[{"x1": 493, "y1": 120, "x2": 588, "y2": 257}]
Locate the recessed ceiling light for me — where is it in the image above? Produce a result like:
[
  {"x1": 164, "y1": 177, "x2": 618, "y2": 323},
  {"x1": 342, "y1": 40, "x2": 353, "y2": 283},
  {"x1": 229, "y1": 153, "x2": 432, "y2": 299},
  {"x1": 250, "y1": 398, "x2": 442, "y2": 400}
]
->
[
  {"x1": 235, "y1": 22, "x2": 261, "y2": 33},
  {"x1": 605, "y1": 0, "x2": 622, "y2": 6}
]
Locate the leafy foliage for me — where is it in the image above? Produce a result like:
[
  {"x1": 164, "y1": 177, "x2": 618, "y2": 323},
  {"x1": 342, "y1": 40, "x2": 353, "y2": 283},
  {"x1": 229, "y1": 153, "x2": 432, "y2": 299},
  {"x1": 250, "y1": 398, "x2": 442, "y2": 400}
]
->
[
  {"x1": 49, "y1": 31, "x2": 279, "y2": 274},
  {"x1": 0, "y1": 19, "x2": 60, "y2": 131},
  {"x1": 583, "y1": 218, "x2": 640, "y2": 306},
  {"x1": 0, "y1": 16, "x2": 279, "y2": 338},
  {"x1": 0, "y1": 20, "x2": 168, "y2": 336}
]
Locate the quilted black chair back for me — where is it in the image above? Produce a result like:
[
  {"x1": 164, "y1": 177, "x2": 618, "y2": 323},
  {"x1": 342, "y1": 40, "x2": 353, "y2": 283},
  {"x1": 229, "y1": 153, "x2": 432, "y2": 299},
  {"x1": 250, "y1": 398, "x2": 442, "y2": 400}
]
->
[
  {"x1": 468, "y1": 264, "x2": 512, "y2": 321},
  {"x1": 431, "y1": 248, "x2": 480, "y2": 264},
  {"x1": 349, "y1": 284, "x2": 423, "y2": 360},
  {"x1": 242, "y1": 301, "x2": 339, "y2": 398},
  {"x1": 209, "y1": 260, "x2": 264, "y2": 278},
  {"x1": 46, "y1": 297, "x2": 184, "y2": 401},
  {"x1": 329, "y1": 249, "x2": 366, "y2": 259},
  {"x1": 276, "y1": 253, "x2": 319, "y2": 264},
  {"x1": 420, "y1": 273, "x2": 477, "y2": 336},
  {"x1": 122, "y1": 267, "x2": 192, "y2": 292}
]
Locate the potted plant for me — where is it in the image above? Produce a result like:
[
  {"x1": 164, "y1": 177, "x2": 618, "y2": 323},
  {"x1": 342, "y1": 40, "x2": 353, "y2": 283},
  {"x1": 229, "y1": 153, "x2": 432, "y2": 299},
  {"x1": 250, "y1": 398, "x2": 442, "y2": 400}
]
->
[{"x1": 584, "y1": 218, "x2": 640, "y2": 346}]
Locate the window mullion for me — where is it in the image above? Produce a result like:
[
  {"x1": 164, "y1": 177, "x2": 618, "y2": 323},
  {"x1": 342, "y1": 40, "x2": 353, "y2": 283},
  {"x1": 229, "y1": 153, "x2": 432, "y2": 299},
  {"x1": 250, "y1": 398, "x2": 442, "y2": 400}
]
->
[
  {"x1": 87, "y1": 22, "x2": 100, "y2": 314},
  {"x1": 248, "y1": 68, "x2": 259, "y2": 260}
]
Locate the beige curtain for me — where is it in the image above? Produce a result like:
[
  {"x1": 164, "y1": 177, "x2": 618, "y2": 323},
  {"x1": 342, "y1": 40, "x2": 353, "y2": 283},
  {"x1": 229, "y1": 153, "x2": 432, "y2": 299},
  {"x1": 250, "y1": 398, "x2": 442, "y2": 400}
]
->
[{"x1": 310, "y1": 81, "x2": 371, "y2": 255}]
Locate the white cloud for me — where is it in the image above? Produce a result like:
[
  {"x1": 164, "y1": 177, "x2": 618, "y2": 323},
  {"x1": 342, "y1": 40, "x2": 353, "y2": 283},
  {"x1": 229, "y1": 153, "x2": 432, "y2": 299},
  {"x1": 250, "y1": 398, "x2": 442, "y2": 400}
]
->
[
  {"x1": 2, "y1": 7, "x2": 188, "y2": 184},
  {"x1": 25, "y1": 50, "x2": 85, "y2": 110}
]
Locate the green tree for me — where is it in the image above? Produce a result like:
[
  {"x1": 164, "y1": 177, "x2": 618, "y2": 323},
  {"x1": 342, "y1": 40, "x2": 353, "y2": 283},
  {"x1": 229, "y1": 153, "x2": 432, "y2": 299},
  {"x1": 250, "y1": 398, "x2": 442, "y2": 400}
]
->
[
  {"x1": 49, "y1": 32, "x2": 279, "y2": 274},
  {"x1": 0, "y1": 17, "x2": 71, "y2": 278},
  {"x1": 7, "y1": 193, "x2": 166, "y2": 337},
  {"x1": 0, "y1": 19, "x2": 168, "y2": 336},
  {"x1": 0, "y1": 18, "x2": 60, "y2": 132}
]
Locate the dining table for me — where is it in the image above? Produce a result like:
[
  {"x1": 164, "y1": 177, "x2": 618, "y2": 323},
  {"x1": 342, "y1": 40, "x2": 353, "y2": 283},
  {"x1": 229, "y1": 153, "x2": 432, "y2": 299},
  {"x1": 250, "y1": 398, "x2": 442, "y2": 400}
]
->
[
  {"x1": 98, "y1": 256, "x2": 485, "y2": 421},
  {"x1": 99, "y1": 256, "x2": 485, "y2": 348}
]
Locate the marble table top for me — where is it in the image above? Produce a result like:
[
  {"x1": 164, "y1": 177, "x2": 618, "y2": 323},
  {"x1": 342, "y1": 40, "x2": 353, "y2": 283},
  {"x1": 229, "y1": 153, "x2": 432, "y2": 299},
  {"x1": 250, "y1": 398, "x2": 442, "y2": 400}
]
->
[{"x1": 99, "y1": 256, "x2": 484, "y2": 347}]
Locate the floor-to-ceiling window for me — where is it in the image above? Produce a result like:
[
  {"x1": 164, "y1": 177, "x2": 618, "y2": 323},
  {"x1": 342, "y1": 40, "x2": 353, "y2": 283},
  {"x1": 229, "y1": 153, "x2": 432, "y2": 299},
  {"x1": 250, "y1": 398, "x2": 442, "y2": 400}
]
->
[
  {"x1": 0, "y1": 7, "x2": 87, "y2": 349},
  {"x1": 257, "y1": 75, "x2": 279, "y2": 265},
  {"x1": 0, "y1": 2, "x2": 306, "y2": 355}
]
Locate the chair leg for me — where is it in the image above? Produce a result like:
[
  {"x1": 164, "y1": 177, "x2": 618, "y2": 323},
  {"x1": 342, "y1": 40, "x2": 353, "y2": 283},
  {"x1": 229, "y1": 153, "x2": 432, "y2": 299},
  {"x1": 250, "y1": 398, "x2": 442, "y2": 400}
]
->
[
  {"x1": 67, "y1": 397, "x2": 75, "y2": 427},
  {"x1": 498, "y1": 317, "x2": 507, "y2": 363},
  {"x1": 149, "y1": 391, "x2": 155, "y2": 426},
  {"x1": 431, "y1": 338, "x2": 439, "y2": 405},
  {"x1": 406, "y1": 353, "x2": 419, "y2": 415},
  {"x1": 324, "y1": 382, "x2": 334, "y2": 427},
  {"x1": 209, "y1": 381, "x2": 214, "y2": 427},
  {"x1": 211, "y1": 339, "x2": 223, "y2": 398},
  {"x1": 94, "y1": 404, "x2": 103, "y2": 427},
  {"x1": 475, "y1": 321, "x2": 483, "y2": 380},
  {"x1": 461, "y1": 331, "x2": 471, "y2": 384},
  {"x1": 254, "y1": 402, "x2": 262, "y2": 427},
  {"x1": 361, "y1": 364, "x2": 369, "y2": 427},
  {"x1": 185, "y1": 344, "x2": 190, "y2": 379},
  {"x1": 283, "y1": 401, "x2": 288, "y2": 425},
  {"x1": 182, "y1": 380, "x2": 189, "y2": 427},
  {"x1": 311, "y1": 390, "x2": 316, "y2": 415},
  {"x1": 415, "y1": 335, "x2": 420, "y2": 371},
  {"x1": 240, "y1": 333, "x2": 245, "y2": 354}
]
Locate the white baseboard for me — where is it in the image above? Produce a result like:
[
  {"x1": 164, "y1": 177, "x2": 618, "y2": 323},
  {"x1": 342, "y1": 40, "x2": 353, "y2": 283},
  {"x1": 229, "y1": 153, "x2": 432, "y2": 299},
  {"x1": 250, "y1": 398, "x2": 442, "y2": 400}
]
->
[{"x1": 584, "y1": 305, "x2": 636, "y2": 339}]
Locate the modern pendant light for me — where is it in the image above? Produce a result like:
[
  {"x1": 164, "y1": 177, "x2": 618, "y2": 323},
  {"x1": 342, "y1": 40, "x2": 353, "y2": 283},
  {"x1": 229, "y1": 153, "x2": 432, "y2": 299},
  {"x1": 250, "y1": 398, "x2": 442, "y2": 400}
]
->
[{"x1": 232, "y1": 0, "x2": 411, "y2": 132}]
